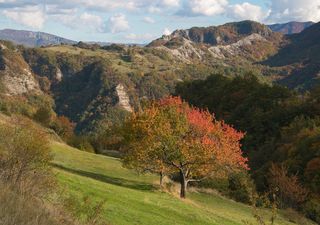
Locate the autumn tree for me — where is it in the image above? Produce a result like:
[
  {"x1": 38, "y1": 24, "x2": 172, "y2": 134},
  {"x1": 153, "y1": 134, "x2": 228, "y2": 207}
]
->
[{"x1": 121, "y1": 96, "x2": 248, "y2": 198}]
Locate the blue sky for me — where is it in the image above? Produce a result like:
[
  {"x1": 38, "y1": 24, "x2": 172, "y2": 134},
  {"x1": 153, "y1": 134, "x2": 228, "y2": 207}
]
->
[{"x1": 0, "y1": 0, "x2": 319, "y2": 43}]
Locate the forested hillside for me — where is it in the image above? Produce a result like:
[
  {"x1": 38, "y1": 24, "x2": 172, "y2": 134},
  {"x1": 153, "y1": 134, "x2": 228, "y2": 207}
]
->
[{"x1": 176, "y1": 74, "x2": 320, "y2": 222}]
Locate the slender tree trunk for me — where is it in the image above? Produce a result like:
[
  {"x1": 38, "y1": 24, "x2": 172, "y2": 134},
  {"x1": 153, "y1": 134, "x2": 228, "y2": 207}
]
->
[
  {"x1": 159, "y1": 171, "x2": 163, "y2": 188},
  {"x1": 179, "y1": 170, "x2": 187, "y2": 198}
]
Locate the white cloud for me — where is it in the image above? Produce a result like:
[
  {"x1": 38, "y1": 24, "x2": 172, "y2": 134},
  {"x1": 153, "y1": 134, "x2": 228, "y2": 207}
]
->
[
  {"x1": 148, "y1": 6, "x2": 162, "y2": 13},
  {"x1": 56, "y1": 12, "x2": 104, "y2": 32},
  {"x1": 180, "y1": 0, "x2": 228, "y2": 16},
  {"x1": 79, "y1": 13, "x2": 104, "y2": 32},
  {"x1": 267, "y1": 0, "x2": 320, "y2": 23},
  {"x1": 0, "y1": 0, "x2": 15, "y2": 3},
  {"x1": 81, "y1": 0, "x2": 138, "y2": 11},
  {"x1": 3, "y1": 5, "x2": 45, "y2": 29},
  {"x1": 106, "y1": 14, "x2": 130, "y2": 33},
  {"x1": 227, "y1": 2, "x2": 270, "y2": 22},
  {"x1": 45, "y1": 4, "x2": 78, "y2": 15},
  {"x1": 143, "y1": 16, "x2": 155, "y2": 23},
  {"x1": 125, "y1": 33, "x2": 155, "y2": 42},
  {"x1": 162, "y1": 0, "x2": 180, "y2": 7},
  {"x1": 0, "y1": 0, "x2": 319, "y2": 38},
  {"x1": 163, "y1": 27, "x2": 171, "y2": 35}
]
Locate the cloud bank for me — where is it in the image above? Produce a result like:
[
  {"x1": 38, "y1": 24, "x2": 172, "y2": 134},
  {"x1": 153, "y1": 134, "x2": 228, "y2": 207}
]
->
[{"x1": 0, "y1": 0, "x2": 319, "y2": 42}]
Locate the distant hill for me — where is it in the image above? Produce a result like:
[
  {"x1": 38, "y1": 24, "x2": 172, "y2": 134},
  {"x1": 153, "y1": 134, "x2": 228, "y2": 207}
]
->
[
  {"x1": 268, "y1": 21, "x2": 314, "y2": 35},
  {"x1": 264, "y1": 22, "x2": 320, "y2": 89},
  {"x1": 0, "y1": 29, "x2": 145, "y2": 47},
  {"x1": 0, "y1": 29, "x2": 77, "y2": 47}
]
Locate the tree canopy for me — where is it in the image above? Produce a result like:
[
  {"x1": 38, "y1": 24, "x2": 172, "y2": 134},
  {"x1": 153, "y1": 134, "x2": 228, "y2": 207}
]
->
[{"x1": 121, "y1": 96, "x2": 248, "y2": 198}]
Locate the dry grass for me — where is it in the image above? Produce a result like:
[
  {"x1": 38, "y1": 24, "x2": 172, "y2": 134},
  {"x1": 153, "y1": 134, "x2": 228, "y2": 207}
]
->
[{"x1": 0, "y1": 184, "x2": 73, "y2": 225}]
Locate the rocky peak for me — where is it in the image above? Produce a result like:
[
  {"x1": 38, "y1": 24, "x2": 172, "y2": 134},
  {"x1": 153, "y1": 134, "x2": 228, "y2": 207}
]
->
[{"x1": 149, "y1": 21, "x2": 272, "y2": 47}]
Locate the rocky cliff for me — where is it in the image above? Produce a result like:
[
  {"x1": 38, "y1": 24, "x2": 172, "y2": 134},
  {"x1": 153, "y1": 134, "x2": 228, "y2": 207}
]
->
[{"x1": 0, "y1": 42, "x2": 41, "y2": 95}]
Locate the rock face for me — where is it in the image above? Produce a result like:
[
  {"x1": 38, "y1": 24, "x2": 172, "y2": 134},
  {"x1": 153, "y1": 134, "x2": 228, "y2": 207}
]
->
[
  {"x1": 55, "y1": 68, "x2": 63, "y2": 82},
  {"x1": 157, "y1": 39, "x2": 205, "y2": 62},
  {"x1": 116, "y1": 84, "x2": 132, "y2": 112},
  {"x1": 148, "y1": 20, "x2": 277, "y2": 62},
  {"x1": 0, "y1": 44, "x2": 41, "y2": 95},
  {"x1": 153, "y1": 32, "x2": 273, "y2": 61},
  {"x1": 208, "y1": 33, "x2": 267, "y2": 59},
  {"x1": 149, "y1": 20, "x2": 272, "y2": 47},
  {"x1": 2, "y1": 68, "x2": 40, "y2": 95},
  {"x1": 0, "y1": 43, "x2": 7, "y2": 50}
]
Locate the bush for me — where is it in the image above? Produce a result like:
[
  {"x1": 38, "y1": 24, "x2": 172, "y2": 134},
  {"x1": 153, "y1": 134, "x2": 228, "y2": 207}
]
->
[
  {"x1": 51, "y1": 116, "x2": 75, "y2": 141},
  {"x1": 304, "y1": 198, "x2": 320, "y2": 223},
  {"x1": 68, "y1": 135, "x2": 95, "y2": 153},
  {"x1": 0, "y1": 96, "x2": 34, "y2": 117},
  {"x1": 228, "y1": 172, "x2": 256, "y2": 204},
  {"x1": 0, "y1": 117, "x2": 55, "y2": 197},
  {"x1": 33, "y1": 106, "x2": 54, "y2": 127},
  {"x1": 0, "y1": 117, "x2": 106, "y2": 225},
  {"x1": 268, "y1": 164, "x2": 309, "y2": 209},
  {"x1": 63, "y1": 194, "x2": 107, "y2": 225}
]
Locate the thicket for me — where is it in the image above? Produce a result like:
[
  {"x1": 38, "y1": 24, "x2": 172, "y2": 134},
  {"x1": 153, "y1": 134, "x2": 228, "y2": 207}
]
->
[{"x1": 176, "y1": 73, "x2": 320, "y2": 222}]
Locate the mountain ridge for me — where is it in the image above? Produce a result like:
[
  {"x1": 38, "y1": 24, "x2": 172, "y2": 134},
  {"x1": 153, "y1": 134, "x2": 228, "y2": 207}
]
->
[
  {"x1": 148, "y1": 20, "x2": 273, "y2": 47},
  {"x1": 0, "y1": 29, "x2": 77, "y2": 47},
  {"x1": 267, "y1": 21, "x2": 315, "y2": 35}
]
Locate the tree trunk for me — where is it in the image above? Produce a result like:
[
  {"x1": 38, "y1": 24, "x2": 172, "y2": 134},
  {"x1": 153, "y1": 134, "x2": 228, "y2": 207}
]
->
[
  {"x1": 159, "y1": 171, "x2": 163, "y2": 188},
  {"x1": 179, "y1": 170, "x2": 187, "y2": 198}
]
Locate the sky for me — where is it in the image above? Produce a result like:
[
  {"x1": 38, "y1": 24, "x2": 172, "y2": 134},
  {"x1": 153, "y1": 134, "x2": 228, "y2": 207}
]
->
[{"x1": 0, "y1": 0, "x2": 319, "y2": 43}]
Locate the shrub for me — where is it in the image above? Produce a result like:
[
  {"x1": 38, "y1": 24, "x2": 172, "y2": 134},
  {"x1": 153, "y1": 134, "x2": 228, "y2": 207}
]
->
[
  {"x1": 51, "y1": 116, "x2": 75, "y2": 141},
  {"x1": 0, "y1": 117, "x2": 55, "y2": 197},
  {"x1": 33, "y1": 106, "x2": 55, "y2": 127},
  {"x1": 0, "y1": 117, "x2": 106, "y2": 225},
  {"x1": 68, "y1": 135, "x2": 95, "y2": 153},
  {"x1": 228, "y1": 172, "x2": 256, "y2": 204},
  {"x1": 63, "y1": 194, "x2": 107, "y2": 225},
  {"x1": 268, "y1": 164, "x2": 309, "y2": 209},
  {"x1": 304, "y1": 198, "x2": 320, "y2": 223},
  {"x1": 305, "y1": 158, "x2": 320, "y2": 194}
]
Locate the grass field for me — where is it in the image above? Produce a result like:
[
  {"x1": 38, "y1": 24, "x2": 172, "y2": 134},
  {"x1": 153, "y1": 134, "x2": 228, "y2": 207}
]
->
[
  {"x1": 51, "y1": 142, "x2": 315, "y2": 225},
  {"x1": 45, "y1": 45, "x2": 176, "y2": 75}
]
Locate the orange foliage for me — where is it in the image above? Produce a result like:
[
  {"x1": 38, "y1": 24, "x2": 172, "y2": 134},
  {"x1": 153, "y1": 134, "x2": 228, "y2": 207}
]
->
[{"x1": 122, "y1": 96, "x2": 248, "y2": 198}]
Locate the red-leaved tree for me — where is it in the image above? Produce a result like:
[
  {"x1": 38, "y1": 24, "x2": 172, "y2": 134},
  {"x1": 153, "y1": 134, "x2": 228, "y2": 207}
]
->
[{"x1": 122, "y1": 96, "x2": 248, "y2": 198}]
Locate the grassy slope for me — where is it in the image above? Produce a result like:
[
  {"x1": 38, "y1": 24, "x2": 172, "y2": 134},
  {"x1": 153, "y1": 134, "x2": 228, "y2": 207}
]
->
[
  {"x1": 51, "y1": 142, "x2": 314, "y2": 225},
  {"x1": 45, "y1": 45, "x2": 177, "y2": 75}
]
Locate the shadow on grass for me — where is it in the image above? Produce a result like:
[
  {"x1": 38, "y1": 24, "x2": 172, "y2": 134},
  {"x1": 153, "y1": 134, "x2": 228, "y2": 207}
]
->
[{"x1": 52, "y1": 163, "x2": 156, "y2": 191}]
